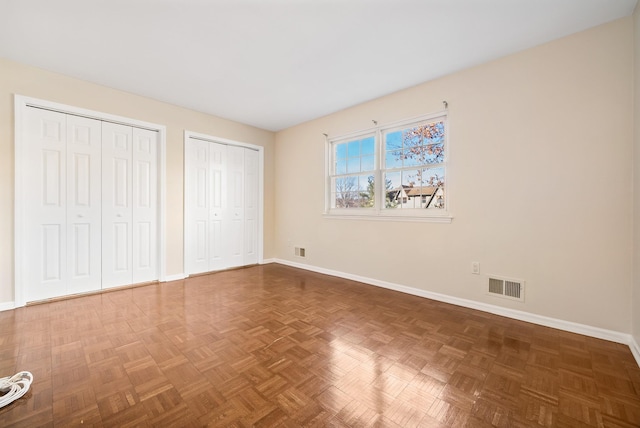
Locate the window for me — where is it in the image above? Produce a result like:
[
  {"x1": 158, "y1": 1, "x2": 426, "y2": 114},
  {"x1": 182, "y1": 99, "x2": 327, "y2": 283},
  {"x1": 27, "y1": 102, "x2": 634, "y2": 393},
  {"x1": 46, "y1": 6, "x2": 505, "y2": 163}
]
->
[{"x1": 326, "y1": 112, "x2": 449, "y2": 221}]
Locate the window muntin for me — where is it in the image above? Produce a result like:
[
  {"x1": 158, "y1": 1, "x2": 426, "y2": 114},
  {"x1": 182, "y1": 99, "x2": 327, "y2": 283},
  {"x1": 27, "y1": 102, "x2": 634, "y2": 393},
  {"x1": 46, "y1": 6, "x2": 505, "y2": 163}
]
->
[{"x1": 327, "y1": 113, "x2": 448, "y2": 218}]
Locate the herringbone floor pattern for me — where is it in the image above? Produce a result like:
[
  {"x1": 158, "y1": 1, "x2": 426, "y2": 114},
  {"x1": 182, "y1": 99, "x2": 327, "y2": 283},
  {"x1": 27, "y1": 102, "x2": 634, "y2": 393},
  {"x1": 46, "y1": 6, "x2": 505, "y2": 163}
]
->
[{"x1": 0, "y1": 264, "x2": 639, "y2": 427}]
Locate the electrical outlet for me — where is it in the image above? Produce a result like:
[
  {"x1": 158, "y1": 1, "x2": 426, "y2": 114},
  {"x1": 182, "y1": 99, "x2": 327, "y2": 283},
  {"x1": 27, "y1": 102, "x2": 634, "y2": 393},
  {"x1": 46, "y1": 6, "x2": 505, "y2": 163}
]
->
[{"x1": 471, "y1": 262, "x2": 480, "y2": 275}]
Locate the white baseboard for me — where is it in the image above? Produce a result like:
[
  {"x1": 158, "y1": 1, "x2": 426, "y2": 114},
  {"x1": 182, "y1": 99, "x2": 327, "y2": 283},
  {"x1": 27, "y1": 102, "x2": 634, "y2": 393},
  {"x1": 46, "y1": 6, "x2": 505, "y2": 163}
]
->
[
  {"x1": 162, "y1": 273, "x2": 188, "y2": 282},
  {"x1": 630, "y1": 336, "x2": 640, "y2": 367},
  {"x1": 273, "y1": 258, "x2": 637, "y2": 356},
  {"x1": 260, "y1": 258, "x2": 276, "y2": 264},
  {"x1": 0, "y1": 301, "x2": 15, "y2": 312}
]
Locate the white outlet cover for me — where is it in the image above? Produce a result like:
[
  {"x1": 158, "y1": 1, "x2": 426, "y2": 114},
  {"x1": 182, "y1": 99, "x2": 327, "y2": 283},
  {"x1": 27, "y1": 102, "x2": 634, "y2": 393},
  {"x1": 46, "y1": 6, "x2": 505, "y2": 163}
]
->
[{"x1": 471, "y1": 262, "x2": 480, "y2": 275}]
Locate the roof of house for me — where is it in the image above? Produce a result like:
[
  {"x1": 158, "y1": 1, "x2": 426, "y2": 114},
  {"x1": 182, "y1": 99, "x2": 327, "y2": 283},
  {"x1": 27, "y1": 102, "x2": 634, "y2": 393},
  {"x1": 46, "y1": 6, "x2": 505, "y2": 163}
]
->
[{"x1": 405, "y1": 186, "x2": 439, "y2": 197}]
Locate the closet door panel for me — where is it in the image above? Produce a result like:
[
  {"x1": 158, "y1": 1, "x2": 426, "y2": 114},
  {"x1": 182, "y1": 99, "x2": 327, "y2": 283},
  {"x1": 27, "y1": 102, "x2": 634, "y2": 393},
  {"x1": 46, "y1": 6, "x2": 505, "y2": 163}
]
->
[
  {"x1": 185, "y1": 139, "x2": 211, "y2": 274},
  {"x1": 102, "y1": 122, "x2": 133, "y2": 288},
  {"x1": 132, "y1": 128, "x2": 158, "y2": 283},
  {"x1": 226, "y1": 146, "x2": 244, "y2": 268},
  {"x1": 244, "y1": 149, "x2": 259, "y2": 265},
  {"x1": 209, "y1": 142, "x2": 227, "y2": 271},
  {"x1": 66, "y1": 115, "x2": 102, "y2": 294},
  {"x1": 24, "y1": 108, "x2": 68, "y2": 301}
]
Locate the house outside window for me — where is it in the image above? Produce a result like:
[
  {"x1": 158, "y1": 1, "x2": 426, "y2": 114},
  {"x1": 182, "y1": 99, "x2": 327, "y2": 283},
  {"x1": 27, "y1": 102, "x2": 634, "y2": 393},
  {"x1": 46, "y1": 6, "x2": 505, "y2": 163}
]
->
[{"x1": 326, "y1": 112, "x2": 450, "y2": 222}]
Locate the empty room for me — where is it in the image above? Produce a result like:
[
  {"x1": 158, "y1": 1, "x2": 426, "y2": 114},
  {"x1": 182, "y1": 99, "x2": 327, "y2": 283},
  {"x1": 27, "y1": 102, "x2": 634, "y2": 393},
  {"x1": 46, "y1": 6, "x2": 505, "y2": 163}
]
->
[{"x1": 2, "y1": 0, "x2": 640, "y2": 426}]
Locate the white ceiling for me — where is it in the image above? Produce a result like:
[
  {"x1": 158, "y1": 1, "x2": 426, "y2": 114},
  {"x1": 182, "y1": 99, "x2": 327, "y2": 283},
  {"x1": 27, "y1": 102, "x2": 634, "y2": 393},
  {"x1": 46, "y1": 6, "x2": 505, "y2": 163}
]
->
[{"x1": 0, "y1": 0, "x2": 636, "y2": 131}]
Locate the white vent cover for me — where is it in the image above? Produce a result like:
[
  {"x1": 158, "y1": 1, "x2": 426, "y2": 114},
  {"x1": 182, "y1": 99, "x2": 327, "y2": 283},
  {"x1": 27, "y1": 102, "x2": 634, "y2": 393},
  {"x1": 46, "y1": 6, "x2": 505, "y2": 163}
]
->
[
  {"x1": 294, "y1": 247, "x2": 306, "y2": 258},
  {"x1": 487, "y1": 275, "x2": 525, "y2": 302}
]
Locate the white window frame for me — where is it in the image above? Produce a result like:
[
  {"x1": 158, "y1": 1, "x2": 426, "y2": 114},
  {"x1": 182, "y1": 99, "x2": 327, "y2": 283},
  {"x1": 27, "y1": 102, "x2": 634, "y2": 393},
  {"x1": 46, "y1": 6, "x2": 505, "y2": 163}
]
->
[{"x1": 324, "y1": 111, "x2": 451, "y2": 223}]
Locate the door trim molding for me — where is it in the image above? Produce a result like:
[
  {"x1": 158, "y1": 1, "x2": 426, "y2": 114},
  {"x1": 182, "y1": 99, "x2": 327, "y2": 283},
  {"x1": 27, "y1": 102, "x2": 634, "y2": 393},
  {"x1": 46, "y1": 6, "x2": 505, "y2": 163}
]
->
[
  {"x1": 14, "y1": 94, "x2": 168, "y2": 307},
  {"x1": 183, "y1": 130, "x2": 265, "y2": 274}
]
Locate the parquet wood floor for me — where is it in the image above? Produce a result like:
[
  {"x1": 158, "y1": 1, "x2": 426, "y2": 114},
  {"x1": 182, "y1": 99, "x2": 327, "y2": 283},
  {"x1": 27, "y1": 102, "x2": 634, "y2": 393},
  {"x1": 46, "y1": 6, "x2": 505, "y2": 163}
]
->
[{"x1": 1, "y1": 264, "x2": 639, "y2": 427}]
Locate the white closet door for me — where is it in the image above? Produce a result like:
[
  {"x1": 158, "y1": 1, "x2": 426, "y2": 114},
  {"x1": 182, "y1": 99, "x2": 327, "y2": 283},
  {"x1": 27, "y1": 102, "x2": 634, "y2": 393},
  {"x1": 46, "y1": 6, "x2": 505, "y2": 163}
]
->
[
  {"x1": 23, "y1": 109, "x2": 102, "y2": 301},
  {"x1": 185, "y1": 139, "x2": 211, "y2": 274},
  {"x1": 18, "y1": 101, "x2": 161, "y2": 303},
  {"x1": 226, "y1": 145, "x2": 245, "y2": 268},
  {"x1": 132, "y1": 128, "x2": 158, "y2": 283},
  {"x1": 209, "y1": 142, "x2": 227, "y2": 271},
  {"x1": 102, "y1": 122, "x2": 133, "y2": 288},
  {"x1": 23, "y1": 108, "x2": 68, "y2": 301},
  {"x1": 66, "y1": 115, "x2": 102, "y2": 294},
  {"x1": 185, "y1": 138, "x2": 260, "y2": 275},
  {"x1": 244, "y1": 148, "x2": 259, "y2": 265}
]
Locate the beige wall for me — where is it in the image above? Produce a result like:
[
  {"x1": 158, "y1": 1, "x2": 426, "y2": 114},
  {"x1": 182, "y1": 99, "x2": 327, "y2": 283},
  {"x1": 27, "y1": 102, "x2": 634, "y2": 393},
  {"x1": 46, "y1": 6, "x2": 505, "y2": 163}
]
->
[
  {"x1": 634, "y1": 5, "x2": 640, "y2": 345},
  {"x1": 0, "y1": 58, "x2": 276, "y2": 305},
  {"x1": 274, "y1": 18, "x2": 634, "y2": 332}
]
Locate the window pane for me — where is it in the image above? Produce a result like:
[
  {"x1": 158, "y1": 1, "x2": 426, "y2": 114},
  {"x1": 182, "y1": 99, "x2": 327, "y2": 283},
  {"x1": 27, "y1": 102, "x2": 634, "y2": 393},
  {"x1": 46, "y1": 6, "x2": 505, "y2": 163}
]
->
[
  {"x1": 335, "y1": 159, "x2": 347, "y2": 174},
  {"x1": 404, "y1": 122, "x2": 445, "y2": 145},
  {"x1": 396, "y1": 145, "x2": 443, "y2": 166},
  {"x1": 401, "y1": 169, "x2": 420, "y2": 187},
  {"x1": 383, "y1": 168, "x2": 445, "y2": 209},
  {"x1": 386, "y1": 171, "x2": 400, "y2": 189},
  {"x1": 424, "y1": 143, "x2": 444, "y2": 164},
  {"x1": 347, "y1": 157, "x2": 360, "y2": 173},
  {"x1": 421, "y1": 166, "x2": 445, "y2": 188},
  {"x1": 403, "y1": 173, "x2": 432, "y2": 209},
  {"x1": 361, "y1": 155, "x2": 374, "y2": 172},
  {"x1": 348, "y1": 140, "x2": 360, "y2": 157},
  {"x1": 426, "y1": 121, "x2": 445, "y2": 144},
  {"x1": 423, "y1": 167, "x2": 445, "y2": 209},
  {"x1": 385, "y1": 130, "x2": 402, "y2": 150},
  {"x1": 361, "y1": 137, "x2": 375, "y2": 155},
  {"x1": 357, "y1": 175, "x2": 371, "y2": 191},
  {"x1": 384, "y1": 121, "x2": 446, "y2": 169},
  {"x1": 335, "y1": 143, "x2": 347, "y2": 159},
  {"x1": 347, "y1": 192, "x2": 361, "y2": 207},
  {"x1": 358, "y1": 175, "x2": 375, "y2": 208},
  {"x1": 383, "y1": 172, "x2": 400, "y2": 209},
  {"x1": 333, "y1": 175, "x2": 374, "y2": 208},
  {"x1": 385, "y1": 150, "x2": 402, "y2": 169},
  {"x1": 402, "y1": 148, "x2": 423, "y2": 167},
  {"x1": 334, "y1": 177, "x2": 357, "y2": 208}
]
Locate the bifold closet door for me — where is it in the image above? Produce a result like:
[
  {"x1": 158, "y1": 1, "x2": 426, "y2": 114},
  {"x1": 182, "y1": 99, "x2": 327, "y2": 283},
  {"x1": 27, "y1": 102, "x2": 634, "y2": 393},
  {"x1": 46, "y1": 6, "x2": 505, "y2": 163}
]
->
[
  {"x1": 102, "y1": 122, "x2": 158, "y2": 289},
  {"x1": 185, "y1": 139, "x2": 258, "y2": 275},
  {"x1": 20, "y1": 106, "x2": 159, "y2": 302},
  {"x1": 244, "y1": 148, "x2": 259, "y2": 265},
  {"x1": 185, "y1": 140, "x2": 228, "y2": 274},
  {"x1": 23, "y1": 107, "x2": 102, "y2": 301}
]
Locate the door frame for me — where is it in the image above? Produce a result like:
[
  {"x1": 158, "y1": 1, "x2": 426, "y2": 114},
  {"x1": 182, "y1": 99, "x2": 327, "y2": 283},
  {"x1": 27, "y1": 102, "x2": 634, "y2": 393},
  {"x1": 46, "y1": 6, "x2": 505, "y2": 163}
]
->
[
  {"x1": 183, "y1": 130, "x2": 265, "y2": 274},
  {"x1": 14, "y1": 95, "x2": 168, "y2": 307}
]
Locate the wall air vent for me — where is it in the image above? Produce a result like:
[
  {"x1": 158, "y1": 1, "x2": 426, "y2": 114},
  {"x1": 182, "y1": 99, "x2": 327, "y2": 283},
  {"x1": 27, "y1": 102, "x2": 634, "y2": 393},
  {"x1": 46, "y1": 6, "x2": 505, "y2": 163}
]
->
[
  {"x1": 294, "y1": 247, "x2": 306, "y2": 258},
  {"x1": 487, "y1": 275, "x2": 525, "y2": 302}
]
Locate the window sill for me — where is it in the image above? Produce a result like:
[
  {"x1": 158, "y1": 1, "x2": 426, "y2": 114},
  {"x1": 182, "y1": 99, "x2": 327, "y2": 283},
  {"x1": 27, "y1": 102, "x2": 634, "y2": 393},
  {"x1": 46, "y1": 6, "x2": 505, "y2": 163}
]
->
[{"x1": 322, "y1": 211, "x2": 453, "y2": 223}]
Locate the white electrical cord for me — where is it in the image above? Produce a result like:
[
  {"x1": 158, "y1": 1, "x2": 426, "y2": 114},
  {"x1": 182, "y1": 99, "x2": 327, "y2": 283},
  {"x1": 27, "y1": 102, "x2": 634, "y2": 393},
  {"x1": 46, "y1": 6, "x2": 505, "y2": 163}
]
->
[{"x1": 0, "y1": 371, "x2": 33, "y2": 408}]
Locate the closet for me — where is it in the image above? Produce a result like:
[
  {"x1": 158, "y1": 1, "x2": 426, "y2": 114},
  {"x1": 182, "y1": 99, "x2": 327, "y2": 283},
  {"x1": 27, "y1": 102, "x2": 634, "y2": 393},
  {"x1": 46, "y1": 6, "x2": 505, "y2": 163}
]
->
[
  {"x1": 20, "y1": 106, "x2": 159, "y2": 302},
  {"x1": 184, "y1": 136, "x2": 259, "y2": 275}
]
